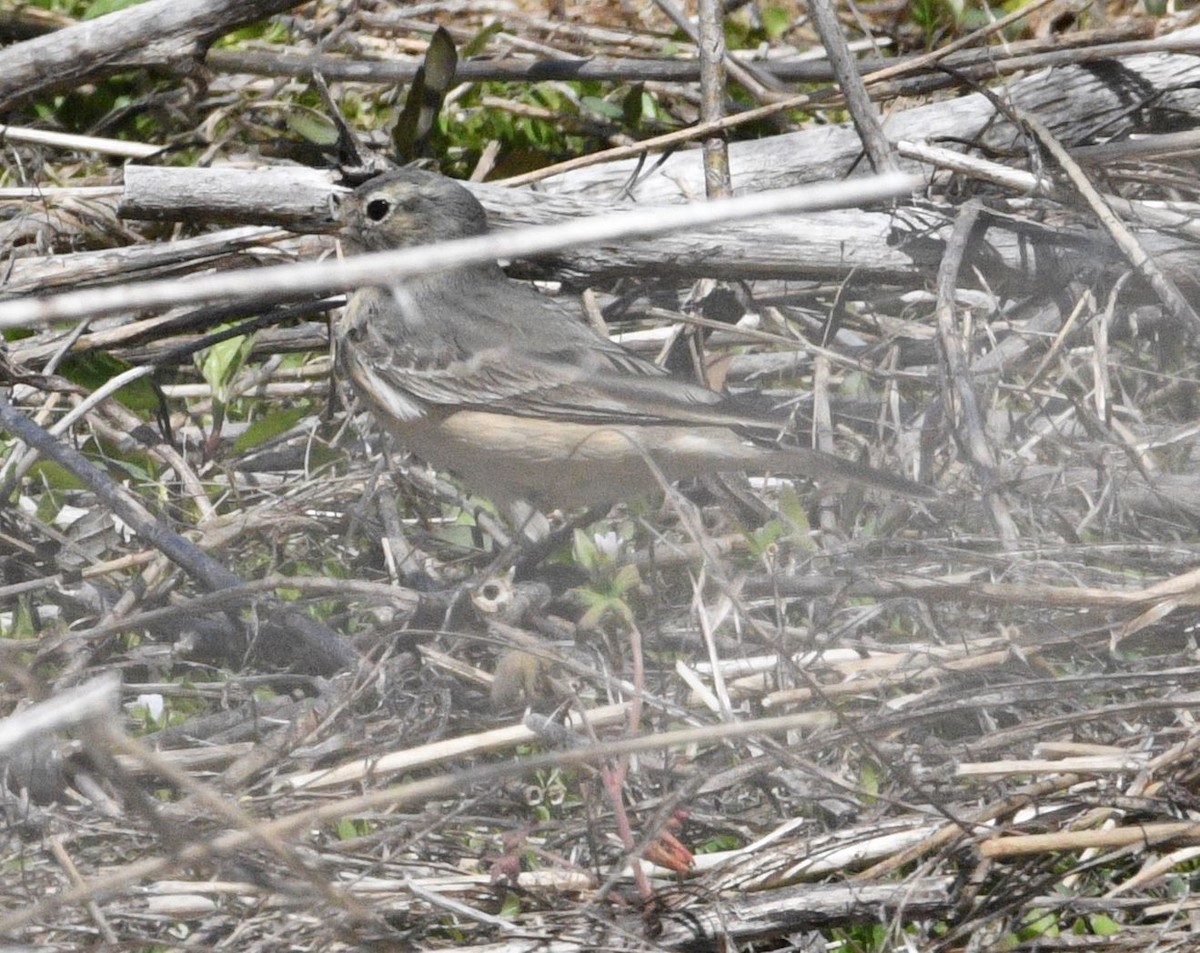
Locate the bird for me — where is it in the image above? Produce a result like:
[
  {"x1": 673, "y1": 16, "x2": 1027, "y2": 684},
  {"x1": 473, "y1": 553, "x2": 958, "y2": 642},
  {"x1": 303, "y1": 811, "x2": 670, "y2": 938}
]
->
[{"x1": 333, "y1": 167, "x2": 933, "y2": 538}]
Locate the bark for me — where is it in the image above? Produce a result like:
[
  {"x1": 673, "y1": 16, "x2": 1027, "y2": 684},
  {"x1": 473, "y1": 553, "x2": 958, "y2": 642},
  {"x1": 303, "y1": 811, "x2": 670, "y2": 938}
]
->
[
  {"x1": 116, "y1": 164, "x2": 1199, "y2": 306},
  {"x1": 652, "y1": 876, "x2": 954, "y2": 946},
  {"x1": 111, "y1": 36, "x2": 1200, "y2": 306},
  {"x1": 0, "y1": 0, "x2": 302, "y2": 113},
  {"x1": 539, "y1": 26, "x2": 1200, "y2": 201},
  {"x1": 121, "y1": 165, "x2": 341, "y2": 230}
]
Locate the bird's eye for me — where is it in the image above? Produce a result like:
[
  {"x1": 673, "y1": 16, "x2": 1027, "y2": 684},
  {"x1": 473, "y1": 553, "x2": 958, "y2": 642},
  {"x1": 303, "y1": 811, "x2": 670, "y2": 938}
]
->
[{"x1": 365, "y1": 198, "x2": 391, "y2": 222}]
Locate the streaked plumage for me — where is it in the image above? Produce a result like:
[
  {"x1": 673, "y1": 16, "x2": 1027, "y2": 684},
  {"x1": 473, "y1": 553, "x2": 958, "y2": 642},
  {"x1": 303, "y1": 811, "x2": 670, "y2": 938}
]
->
[{"x1": 335, "y1": 168, "x2": 932, "y2": 530}]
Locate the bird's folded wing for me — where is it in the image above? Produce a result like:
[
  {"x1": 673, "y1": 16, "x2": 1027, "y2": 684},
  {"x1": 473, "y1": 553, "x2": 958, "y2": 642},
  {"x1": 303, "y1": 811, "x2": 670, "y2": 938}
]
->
[{"x1": 357, "y1": 341, "x2": 796, "y2": 433}]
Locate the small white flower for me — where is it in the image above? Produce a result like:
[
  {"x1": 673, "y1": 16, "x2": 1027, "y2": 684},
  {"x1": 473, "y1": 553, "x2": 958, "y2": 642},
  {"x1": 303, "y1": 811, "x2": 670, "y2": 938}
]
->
[
  {"x1": 593, "y1": 530, "x2": 621, "y2": 561},
  {"x1": 129, "y1": 693, "x2": 165, "y2": 721}
]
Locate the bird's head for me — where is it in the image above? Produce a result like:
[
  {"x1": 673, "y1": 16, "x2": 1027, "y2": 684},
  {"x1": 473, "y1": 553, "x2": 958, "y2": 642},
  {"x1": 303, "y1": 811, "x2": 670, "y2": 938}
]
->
[{"x1": 337, "y1": 168, "x2": 489, "y2": 253}]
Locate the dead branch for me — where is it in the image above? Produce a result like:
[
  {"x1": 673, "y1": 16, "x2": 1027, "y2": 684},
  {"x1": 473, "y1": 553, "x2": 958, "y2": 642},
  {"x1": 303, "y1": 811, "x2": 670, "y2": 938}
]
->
[{"x1": 0, "y1": 0, "x2": 303, "y2": 113}]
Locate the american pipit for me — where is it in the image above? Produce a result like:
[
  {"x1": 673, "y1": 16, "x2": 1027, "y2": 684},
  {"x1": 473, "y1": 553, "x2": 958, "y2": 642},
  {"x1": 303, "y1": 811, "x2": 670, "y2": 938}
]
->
[{"x1": 335, "y1": 169, "x2": 932, "y2": 536}]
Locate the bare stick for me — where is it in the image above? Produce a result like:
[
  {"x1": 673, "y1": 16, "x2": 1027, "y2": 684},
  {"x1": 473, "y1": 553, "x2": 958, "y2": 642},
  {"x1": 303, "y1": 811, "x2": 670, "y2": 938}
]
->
[
  {"x1": 697, "y1": 0, "x2": 732, "y2": 198},
  {"x1": 808, "y1": 0, "x2": 897, "y2": 173},
  {"x1": 0, "y1": 396, "x2": 358, "y2": 674},
  {"x1": 652, "y1": 0, "x2": 782, "y2": 103},
  {"x1": 933, "y1": 200, "x2": 1019, "y2": 545},
  {"x1": 0, "y1": 173, "x2": 919, "y2": 330},
  {"x1": 1023, "y1": 112, "x2": 1200, "y2": 339},
  {"x1": 0, "y1": 673, "x2": 119, "y2": 758},
  {"x1": 0, "y1": 0, "x2": 301, "y2": 113},
  {"x1": 0, "y1": 124, "x2": 160, "y2": 158}
]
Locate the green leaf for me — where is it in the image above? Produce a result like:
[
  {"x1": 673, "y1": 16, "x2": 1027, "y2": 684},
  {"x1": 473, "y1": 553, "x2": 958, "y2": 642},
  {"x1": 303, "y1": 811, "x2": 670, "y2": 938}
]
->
[
  {"x1": 762, "y1": 5, "x2": 792, "y2": 40},
  {"x1": 611, "y1": 563, "x2": 642, "y2": 598},
  {"x1": 26, "y1": 461, "x2": 86, "y2": 493},
  {"x1": 104, "y1": 451, "x2": 155, "y2": 485},
  {"x1": 1019, "y1": 910, "x2": 1060, "y2": 940},
  {"x1": 461, "y1": 21, "x2": 504, "y2": 58},
  {"x1": 777, "y1": 486, "x2": 812, "y2": 538},
  {"x1": 580, "y1": 96, "x2": 622, "y2": 121},
  {"x1": 57, "y1": 353, "x2": 159, "y2": 414},
  {"x1": 234, "y1": 407, "x2": 308, "y2": 453},
  {"x1": 423, "y1": 26, "x2": 458, "y2": 91},
  {"x1": 198, "y1": 332, "x2": 255, "y2": 404},
  {"x1": 286, "y1": 108, "x2": 339, "y2": 146},
  {"x1": 723, "y1": 17, "x2": 752, "y2": 50},
  {"x1": 4, "y1": 598, "x2": 38, "y2": 639},
  {"x1": 572, "y1": 529, "x2": 602, "y2": 574},
  {"x1": 640, "y1": 90, "x2": 658, "y2": 122},
  {"x1": 696, "y1": 833, "x2": 741, "y2": 853},
  {"x1": 621, "y1": 83, "x2": 644, "y2": 127},
  {"x1": 746, "y1": 519, "x2": 785, "y2": 559},
  {"x1": 1087, "y1": 915, "x2": 1121, "y2": 937},
  {"x1": 859, "y1": 760, "x2": 881, "y2": 798},
  {"x1": 391, "y1": 26, "x2": 458, "y2": 161},
  {"x1": 82, "y1": 0, "x2": 147, "y2": 20},
  {"x1": 218, "y1": 20, "x2": 290, "y2": 46}
]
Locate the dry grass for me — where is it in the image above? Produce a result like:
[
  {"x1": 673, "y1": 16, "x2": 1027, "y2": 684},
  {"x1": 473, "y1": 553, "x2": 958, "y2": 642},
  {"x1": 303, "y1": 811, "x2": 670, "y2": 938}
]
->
[{"x1": 3, "y1": 0, "x2": 1200, "y2": 950}]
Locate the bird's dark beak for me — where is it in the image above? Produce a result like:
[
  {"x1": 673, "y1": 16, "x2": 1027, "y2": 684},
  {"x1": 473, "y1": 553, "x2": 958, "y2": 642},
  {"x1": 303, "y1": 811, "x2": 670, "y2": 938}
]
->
[{"x1": 331, "y1": 188, "x2": 364, "y2": 233}]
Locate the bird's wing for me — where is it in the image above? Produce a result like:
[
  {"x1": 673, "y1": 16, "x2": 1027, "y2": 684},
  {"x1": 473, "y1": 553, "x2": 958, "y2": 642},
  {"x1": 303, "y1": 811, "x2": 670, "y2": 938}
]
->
[
  {"x1": 435, "y1": 277, "x2": 673, "y2": 380},
  {"x1": 339, "y1": 283, "x2": 788, "y2": 431},
  {"x1": 355, "y1": 333, "x2": 797, "y2": 433}
]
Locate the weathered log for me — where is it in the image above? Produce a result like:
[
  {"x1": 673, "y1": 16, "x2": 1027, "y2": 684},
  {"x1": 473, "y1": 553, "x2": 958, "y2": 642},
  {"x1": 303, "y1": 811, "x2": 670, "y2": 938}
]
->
[
  {"x1": 117, "y1": 164, "x2": 1196, "y2": 309},
  {"x1": 539, "y1": 27, "x2": 1200, "y2": 201},
  {"x1": 0, "y1": 0, "x2": 302, "y2": 113}
]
